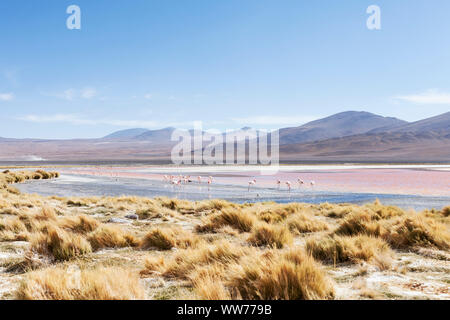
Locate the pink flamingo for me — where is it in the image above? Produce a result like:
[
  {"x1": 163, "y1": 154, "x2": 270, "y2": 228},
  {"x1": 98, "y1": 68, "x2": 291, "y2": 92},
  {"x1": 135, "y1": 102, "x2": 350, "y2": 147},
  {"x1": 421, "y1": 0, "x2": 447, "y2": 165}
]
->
[
  {"x1": 310, "y1": 180, "x2": 315, "y2": 188},
  {"x1": 276, "y1": 179, "x2": 281, "y2": 189},
  {"x1": 197, "y1": 176, "x2": 202, "y2": 184},
  {"x1": 248, "y1": 179, "x2": 257, "y2": 191},
  {"x1": 207, "y1": 177, "x2": 212, "y2": 190},
  {"x1": 285, "y1": 181, "x2": 292, "y2": 192}
]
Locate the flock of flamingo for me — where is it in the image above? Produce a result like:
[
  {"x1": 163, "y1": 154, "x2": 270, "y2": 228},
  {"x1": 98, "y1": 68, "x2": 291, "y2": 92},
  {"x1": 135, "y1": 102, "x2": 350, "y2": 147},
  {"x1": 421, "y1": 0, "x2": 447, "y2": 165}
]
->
[
  {"x1": 162, "y1": 174, "x2": 315, "y2": 192},
  {"x1": 163, "y1": 175, "x2": 214, "y2": 188},
  {"x1": 73, "y1": 169, "x2": 317, "y2": 193},
  {"x1": 276, "y1": 178, "x2": 315, "y2": 192}
]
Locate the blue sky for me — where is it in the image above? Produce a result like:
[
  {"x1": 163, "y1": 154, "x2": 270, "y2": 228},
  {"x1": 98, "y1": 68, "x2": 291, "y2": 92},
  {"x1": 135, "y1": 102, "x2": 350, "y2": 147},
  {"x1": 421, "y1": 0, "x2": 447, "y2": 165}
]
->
[{"x1": 0, "y1": 0, "x2": 449, "y2": 139}]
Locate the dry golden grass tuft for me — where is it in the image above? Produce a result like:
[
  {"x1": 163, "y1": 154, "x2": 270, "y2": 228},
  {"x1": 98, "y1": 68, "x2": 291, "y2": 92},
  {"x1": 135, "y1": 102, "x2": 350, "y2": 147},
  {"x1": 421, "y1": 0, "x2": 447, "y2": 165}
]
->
[
  {"x1": 142, "y1": 240, "x2": 250, "y2": 279},
  {"x1": 442, "y1": 206, "x2": 450, "y2": 217},
  {"x1": 285, "y1": 213, "x2": 329, "y2": 234},
  {"x1": 17, "y1": 266, "x2": 145, "y2": 300},
  {"x1": 190, "y1": 265, "x2": 232, "y2": 300},
  {"x1": 306, "y1": 234, "x2": 392, "y2": 265},
  {"x1": 196, "y1": 208, "x2": 256, "y2": 233},
  {"x1": 253, "y1": 203, "x2": 305, "y2": 223},
  {"x1": 385, "y1": 214, "x2": 450, "y2": 250},
  {"x1": 0, "y1": 216, "x2": 29, "y2": 241},
  {"x1": 140, "y1": 227, "x2": 203, "y2": 250},
  {"x1": 247, "y1": 223, "x2": 293, "y2": 248},
  {"x1": 335, "y1": 211, "x2": 384, "y2": 237},
  {"x1": 87, "y1": 225, "x2": 139, "y2": 250},
  {"x1": 34, "y1": 207, "x2": 58, "y2": 221},
  {"x1": 59, "y1": 214, "x2": 100, "y2": 233},
  {"x1": 228, "y1": 249, "x2": 334, "y2": 300},
  {"x1": 0, "y1": 216, "x2": 27, "y2": 233},
  {"x1": 30, "y1": 227, "x2": 92, "y2": 261},
  {"x1": 145, "y1": 243, "x2": 335, "y2": 300}
]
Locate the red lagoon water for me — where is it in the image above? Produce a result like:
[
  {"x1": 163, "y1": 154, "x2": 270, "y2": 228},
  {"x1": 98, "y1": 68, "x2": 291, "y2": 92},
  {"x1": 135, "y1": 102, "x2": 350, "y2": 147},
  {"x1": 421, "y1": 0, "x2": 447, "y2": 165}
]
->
[{"x1": 59, "y1": 166, "x2": 450, "y2": 197}]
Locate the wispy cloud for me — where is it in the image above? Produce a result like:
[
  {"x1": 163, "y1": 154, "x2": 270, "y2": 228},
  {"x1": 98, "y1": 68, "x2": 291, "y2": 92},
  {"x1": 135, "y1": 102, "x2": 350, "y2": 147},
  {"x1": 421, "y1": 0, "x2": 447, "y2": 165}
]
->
[
  {"x1": 144, "y1": 93, "x2": 153, "y2": 99},
  {"x1": 17, "y1": 114, "x2": 158, "y2": 128},
  {"x1": 16, "y1": 113, "x2": 220, "y2": 130},
  {"x1": 231, "y1": 115, "x2": 318, "y2": 127},
  {"x1": 80, "y1": 87, "x2": 97, "y2": 99},
  {"x1": 395, "y1": 89, "x2": 450, "y2": 104},
  {"x1": 0, "y1": 92, "x2": 14, "y2": 101},
  {"x1": 42, "y1": 87, "x2": 97, "y2": 100}
]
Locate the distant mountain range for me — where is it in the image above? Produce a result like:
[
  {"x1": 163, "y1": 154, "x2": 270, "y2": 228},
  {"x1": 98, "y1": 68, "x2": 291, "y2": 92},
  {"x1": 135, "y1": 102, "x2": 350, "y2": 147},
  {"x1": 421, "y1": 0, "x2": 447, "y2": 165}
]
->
[
  {"x1": 0, "y1": 111, "x2": 449, "y2": 162},
  {"x1": 279, "y1": 111, "x2": 407, "y2": 145}
]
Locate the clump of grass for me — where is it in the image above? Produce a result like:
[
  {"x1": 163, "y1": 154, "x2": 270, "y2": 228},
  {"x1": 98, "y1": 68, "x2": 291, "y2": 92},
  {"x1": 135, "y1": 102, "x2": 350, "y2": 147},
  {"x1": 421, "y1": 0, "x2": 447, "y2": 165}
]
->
[
  {"x1": 335, "y1": 211, "x2": 384, "y2": 237},
  {"x1": 196, "y1": 208, "x2": 256, "y2": 233},
  {"x1": 34, "y1": 207, "x2": 58, "y2": 221},
  {"x1": 145, "y1": 242, "x2": 335, "y2": 300},
  {"x1": 386, "y1": 215, "x2": 449, "y2": 250},
  {"x1": 440, "y1": 206, "x2": 450, "y2": 217},
  {"x1": 0, "y1": 216, "x2": 29, "y2": 241},
  {"x1": 306, "y1": 234, "x2": 392, "y2": 264},
  {"x1": 228, "y1": 249, "x2": 335, "y2": 300},
  {"x1": 143, "y1": 241, "x2": 250, "y2": 279},
  {"x1": 366, "y1": 199, "x2": 406, "y2": 219},
  {"x1": 0, "y1": 230, "x2": 29, "y2": 241},
  {"x1": 0, "y1": 216, "x2": 27, "y2": 233},
  {"x1": 193, "y1": 199, "x2": 236, "y2": 213},
  {"x1": 17, "y1": 266, "x2": 145, "y2": 300},
  {"x1": 190, "y1": 265, "x2": 232, "y2": 300},
  {"x1": 59, "y1": 214, "x2": 100, "y2": 233},
  {"x1": 140, "y1": 227, "x2": 202, "y2": 250},
  {"x1": 247, "y1": 223, "x2": 293, "y2": 248},
  {"x1": 31, "y1": 227, "x2": 92, "y2": 261},
  {"x1": 285, "y1": 213, "x2": 329, "y2": 234},
  {"x1": 87, "y1": 225, "x2": 138, "y2": 250},
  {"x1": 136, "y1": 206, "x2": 162, "y2": 219},
  {"x1": 66, "y1": 199, "x2": 89, "y2": 207}
]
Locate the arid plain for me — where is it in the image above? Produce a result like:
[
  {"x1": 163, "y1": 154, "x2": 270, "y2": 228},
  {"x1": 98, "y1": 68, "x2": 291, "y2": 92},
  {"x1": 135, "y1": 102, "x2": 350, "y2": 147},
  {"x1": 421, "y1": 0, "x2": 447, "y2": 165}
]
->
[{"x1": 0, "y1": 169, "x2": 449, "y2": 300}]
